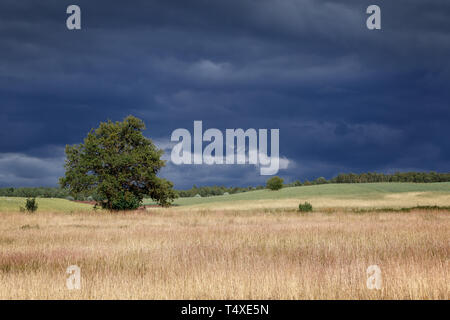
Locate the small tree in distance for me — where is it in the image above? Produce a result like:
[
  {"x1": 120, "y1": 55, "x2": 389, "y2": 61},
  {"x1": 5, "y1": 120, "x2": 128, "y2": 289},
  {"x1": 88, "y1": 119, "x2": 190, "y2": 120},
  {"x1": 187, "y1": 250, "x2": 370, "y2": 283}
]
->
[
  {"x1": 25, "y1": 198, "x2": 38, "y2": 213},
  {"x1": 266, "y1": 176, "x2": 284, "y2": 191},
  {"x1": 59, "y1": 116, "x2": 176, "y2": 210}
]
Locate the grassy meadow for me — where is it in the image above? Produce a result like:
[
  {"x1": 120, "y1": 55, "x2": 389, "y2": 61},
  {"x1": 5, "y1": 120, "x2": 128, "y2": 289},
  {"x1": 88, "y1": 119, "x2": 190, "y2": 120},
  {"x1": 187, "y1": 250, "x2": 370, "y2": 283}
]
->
[
  {"x1": 0, "y1": 197, "x2": 93, "y2": 213},
  {"x1": 0, "y1": 182, "x2": 449, "y2": 299},
  {"x1": 145, "y1": 182, "x2": 450, "y2": 210}
]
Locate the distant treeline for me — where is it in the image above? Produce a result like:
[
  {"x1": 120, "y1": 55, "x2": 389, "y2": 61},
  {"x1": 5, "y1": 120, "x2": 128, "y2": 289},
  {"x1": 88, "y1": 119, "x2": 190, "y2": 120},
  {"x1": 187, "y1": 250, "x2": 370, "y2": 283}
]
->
[
  {"x1": 176, "y1": 185, "x2": 265, "y2": 198},
  {"x1": 285, "y1": 171, "x2": 450, "y2": 187},
  {"x1": 0, "y1": 171, "x2": 449, "y2": 199},
  {"x1": 180, "y1": 171, "x2": 450, "y2": 197},
  {"x1": 0, "y1": 187, "x2": 70, "y2": 198},
  {"x1": 329, "y1": 171, "x2": 450, "y2": 184}
]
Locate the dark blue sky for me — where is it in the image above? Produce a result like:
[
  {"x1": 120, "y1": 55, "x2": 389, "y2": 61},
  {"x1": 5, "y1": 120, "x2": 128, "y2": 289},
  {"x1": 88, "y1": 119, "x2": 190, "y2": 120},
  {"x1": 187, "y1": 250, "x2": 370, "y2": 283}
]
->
[{"x1": 1, "y1": 0, "x2": 449, "y2": 188}]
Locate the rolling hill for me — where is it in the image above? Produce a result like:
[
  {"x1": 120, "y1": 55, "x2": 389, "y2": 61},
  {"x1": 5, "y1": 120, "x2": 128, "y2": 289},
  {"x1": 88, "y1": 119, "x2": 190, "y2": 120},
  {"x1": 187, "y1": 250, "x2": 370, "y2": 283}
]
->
[{"x1": 1, "y1": 182, "x2": 449, "y2": 212}]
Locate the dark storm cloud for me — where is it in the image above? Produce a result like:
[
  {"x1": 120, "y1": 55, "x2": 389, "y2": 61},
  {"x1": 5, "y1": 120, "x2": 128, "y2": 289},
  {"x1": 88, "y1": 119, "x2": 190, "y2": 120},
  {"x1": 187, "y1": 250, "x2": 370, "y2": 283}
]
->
[{"x1": 0, "y1": 0, "x2": 449, "y2": 188}]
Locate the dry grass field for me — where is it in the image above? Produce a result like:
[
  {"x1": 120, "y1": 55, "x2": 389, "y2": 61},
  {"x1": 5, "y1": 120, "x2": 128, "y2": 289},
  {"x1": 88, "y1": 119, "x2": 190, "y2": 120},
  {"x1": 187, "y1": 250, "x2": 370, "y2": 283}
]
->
[{"x1": 0, "y1": 206, "x2": 448, "y2": 299}]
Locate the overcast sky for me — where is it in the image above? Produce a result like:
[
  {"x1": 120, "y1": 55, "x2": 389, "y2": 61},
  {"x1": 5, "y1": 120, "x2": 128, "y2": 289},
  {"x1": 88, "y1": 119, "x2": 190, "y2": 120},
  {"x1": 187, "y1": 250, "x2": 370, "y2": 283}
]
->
[{"x1": 1, "y1": 0, "x2": 449, "y2": 189}]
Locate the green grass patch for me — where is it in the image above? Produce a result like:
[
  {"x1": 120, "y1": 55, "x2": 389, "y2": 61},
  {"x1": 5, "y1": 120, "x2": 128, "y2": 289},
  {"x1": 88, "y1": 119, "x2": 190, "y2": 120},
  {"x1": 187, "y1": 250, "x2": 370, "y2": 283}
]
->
[
  {"x1": 0, "y1": 197, "x2": 93, "y2": 213},
  {"x1": 144, "y1": 182, "x2": 450, "y2": 206}
]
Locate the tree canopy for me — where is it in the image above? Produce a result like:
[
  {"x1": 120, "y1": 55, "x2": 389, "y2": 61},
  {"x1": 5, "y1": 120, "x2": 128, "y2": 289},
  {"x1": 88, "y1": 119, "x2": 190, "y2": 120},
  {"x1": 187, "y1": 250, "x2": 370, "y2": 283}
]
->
[
  {"x1": 59, "y1": 116, "x2": 176, "y2": 209},
  {"x1": 266, "y1": 176, "x2": 284, "y2": 191}
]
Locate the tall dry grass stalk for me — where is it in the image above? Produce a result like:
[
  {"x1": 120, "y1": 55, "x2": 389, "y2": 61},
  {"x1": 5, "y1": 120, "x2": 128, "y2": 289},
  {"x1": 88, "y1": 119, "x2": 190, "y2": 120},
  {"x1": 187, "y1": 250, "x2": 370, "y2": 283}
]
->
[{"x1": 0, "y1": 208, "x2": 448, "y2": 299}]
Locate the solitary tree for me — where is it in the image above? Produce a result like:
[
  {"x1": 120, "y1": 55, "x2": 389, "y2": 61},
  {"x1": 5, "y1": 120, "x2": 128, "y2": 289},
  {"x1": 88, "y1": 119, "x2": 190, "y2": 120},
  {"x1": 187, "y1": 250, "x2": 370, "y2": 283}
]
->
[
  {"x1": 266, "y1": 176, "x2": 284, "y2": 191},
  {"x1": 59, "y1": 116, "x2": 176, "y2": 209}
]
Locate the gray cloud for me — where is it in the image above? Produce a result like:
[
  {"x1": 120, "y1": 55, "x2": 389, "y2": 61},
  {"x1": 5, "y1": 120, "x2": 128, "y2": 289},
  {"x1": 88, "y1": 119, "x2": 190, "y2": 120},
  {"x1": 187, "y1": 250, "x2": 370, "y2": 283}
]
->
[
  {"x1": 0, "y1": 151, "x2": 65, "y2": 187},
  {"x1": 0, "y1": 0, "x2": 449, "y2": 187}
]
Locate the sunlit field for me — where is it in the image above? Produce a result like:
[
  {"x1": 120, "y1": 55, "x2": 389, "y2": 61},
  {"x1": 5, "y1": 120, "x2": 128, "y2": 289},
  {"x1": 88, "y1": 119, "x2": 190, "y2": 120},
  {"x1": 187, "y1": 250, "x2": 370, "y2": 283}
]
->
[
  {"x1": 0, "y1": 197, "x2": 92, "y2": 213},
  {"x1": 0, "y1": 183, "x2": 449, "y2": 299},
  {"x1": 144, "y1": 182, "x2": 450, "y2": 209}
]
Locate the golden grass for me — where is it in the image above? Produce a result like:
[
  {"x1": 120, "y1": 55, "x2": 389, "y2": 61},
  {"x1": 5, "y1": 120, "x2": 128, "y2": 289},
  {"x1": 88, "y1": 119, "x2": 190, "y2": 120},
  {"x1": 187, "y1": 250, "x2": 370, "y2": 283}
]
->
[{"x1": 0, "y1": 207, "x2": 448, "y2": 300}]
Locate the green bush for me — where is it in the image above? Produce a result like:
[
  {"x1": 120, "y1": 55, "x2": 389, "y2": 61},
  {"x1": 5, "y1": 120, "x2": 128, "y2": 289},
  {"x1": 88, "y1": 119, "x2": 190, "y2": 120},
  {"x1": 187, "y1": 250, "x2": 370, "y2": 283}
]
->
[
  {"x1": 298, "y1": 201, "x2": 313, "y2": 212},
  {"x1": 66, "y1": 196, "x2": 75, "y2": 201},
  {"x1": 25, "y1": 198, "x2": 38, "y2": 213},
  {"x1": 266, "y1": 176, "x2": 284, "y2": 190},
  {"x1": 108, "y1": 192, "x2": 141, "y2": 210}
]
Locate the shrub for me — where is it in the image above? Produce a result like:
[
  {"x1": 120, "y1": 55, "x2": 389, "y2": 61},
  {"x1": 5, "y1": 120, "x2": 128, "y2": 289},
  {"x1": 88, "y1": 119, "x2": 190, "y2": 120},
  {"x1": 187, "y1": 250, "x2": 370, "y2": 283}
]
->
[
  {"x1": 266, "y1": 176, "x2": 284, "y2": 190},
  {"x1": 298, "y1": 201, "x2": 313, "y2": 212},
  {"x1": 223, "y1": 192, "x2": 229, "y2": 196},
  {"x1": 109, "y1": 192, "x2": 141, "y2": 210},
  {"x1": 195, "y1": 194, "x2": 202, "y2": 198},
  {"x1": 25, "y1": 198, "x2": 38, "y2": 213},
  {"x1": 66, "y1": 196, "x2": 75, "y2": 201}
]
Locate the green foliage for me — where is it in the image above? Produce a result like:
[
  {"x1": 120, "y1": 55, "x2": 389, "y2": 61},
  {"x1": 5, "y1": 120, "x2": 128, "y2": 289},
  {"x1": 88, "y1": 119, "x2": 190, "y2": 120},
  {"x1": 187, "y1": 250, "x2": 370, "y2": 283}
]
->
[
  {"x1": 330, "y1": 171, "x2": 450, "y2": 184},
  {"x1": 0, "y1": 187, "x2": 70, "y2": 198},
  {"x1": 108, "y1": 191, "x2": 141, "y2": 210},
  {"x1": 314, "y1": 177, "x2": 328, "y2": 184},
  {"x1": 298, "y1": 201, "x2": 313, "y2": 212},
  {"x1": 266, "y1": 176, "x2": 284, "y2": 191},
  {"x1": 176, "y1": 185, "x2": 262, "y2": 198},
  {"x1": 292, "y1": 180, "x2": 302, "y2": 186},
  {"x1": 25, "y1": 198, "x2": 38, "y2": 213},
  {"x1": 59, "y1": 116, "x2": 176, "y2": 210}
]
